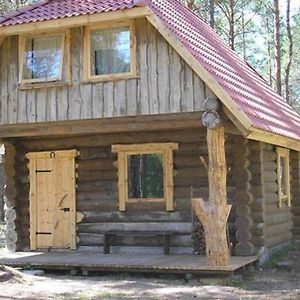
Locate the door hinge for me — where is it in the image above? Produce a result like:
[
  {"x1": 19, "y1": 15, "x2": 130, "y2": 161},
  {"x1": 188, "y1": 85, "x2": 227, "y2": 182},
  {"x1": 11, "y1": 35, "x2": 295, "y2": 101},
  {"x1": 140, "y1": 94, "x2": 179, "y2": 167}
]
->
[{"x1": 60, "y1": 208, "x2": 70, "y2": 212}]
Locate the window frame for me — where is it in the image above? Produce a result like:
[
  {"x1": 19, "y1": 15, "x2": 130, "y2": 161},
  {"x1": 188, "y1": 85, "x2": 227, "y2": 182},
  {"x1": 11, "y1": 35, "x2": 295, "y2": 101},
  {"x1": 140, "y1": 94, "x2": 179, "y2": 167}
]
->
[
  {"x1": 18, "y1": 30, "x2": 71, "y2": 87},
  {"x1": 276, "y1": 147, "x2": 291, "y2": 207},
  {"x1": 112, "y1": 143, "x2": 178, "y2": 212},
  {"x1": 83, "y1": 20, "x2": 137, "y2": 83}
]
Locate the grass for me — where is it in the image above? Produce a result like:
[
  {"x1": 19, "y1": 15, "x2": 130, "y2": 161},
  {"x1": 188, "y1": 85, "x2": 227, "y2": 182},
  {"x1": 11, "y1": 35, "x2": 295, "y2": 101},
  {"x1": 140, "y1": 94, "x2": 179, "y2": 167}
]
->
[{"x1": 264, "y1": 242, "x2": 296, "y2": 268}]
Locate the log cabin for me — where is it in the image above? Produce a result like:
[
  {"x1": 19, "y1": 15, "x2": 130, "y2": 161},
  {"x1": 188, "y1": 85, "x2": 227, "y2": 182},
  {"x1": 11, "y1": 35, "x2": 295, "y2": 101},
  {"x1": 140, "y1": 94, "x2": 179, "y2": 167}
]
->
[{"x1": 0, "y1": 0, "x2": 300, "y2": 270}]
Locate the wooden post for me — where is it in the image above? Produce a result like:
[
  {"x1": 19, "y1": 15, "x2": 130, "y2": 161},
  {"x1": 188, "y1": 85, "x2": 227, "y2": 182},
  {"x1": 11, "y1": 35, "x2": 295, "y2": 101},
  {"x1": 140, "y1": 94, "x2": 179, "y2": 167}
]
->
[{"x1": 192, "y1": 99, "x2": 232, "y2": 266}]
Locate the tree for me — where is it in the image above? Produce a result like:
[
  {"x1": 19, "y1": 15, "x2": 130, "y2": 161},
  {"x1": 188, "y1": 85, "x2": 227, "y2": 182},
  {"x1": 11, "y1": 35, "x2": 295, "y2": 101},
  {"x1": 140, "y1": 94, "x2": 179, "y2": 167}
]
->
[
  {"x1": 274, "y1": 0, "x2": 282, "y2": 95},
  {"x1": 284, "y1": 0, "x2": 293, "y2": 104}
]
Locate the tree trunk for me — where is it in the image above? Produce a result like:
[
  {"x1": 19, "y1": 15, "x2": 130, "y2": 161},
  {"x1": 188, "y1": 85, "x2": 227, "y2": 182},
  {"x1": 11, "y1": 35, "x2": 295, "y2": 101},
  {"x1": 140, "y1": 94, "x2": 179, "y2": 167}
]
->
[
  {"x1": 284, "y1": 0, "x2": 293, "y2": 104},
  {"x1": 209, "y1": 0, "x2": 215, "y2": 28},
  {"x1": 192, "y1": 126, "x2": 232, "y2": 266},
  {"x1": 229, "y1": 0, "x2": 235, "y2": 50},
  {"x1": 274, "y1": 0, "x2": 282, "y2": 95}
]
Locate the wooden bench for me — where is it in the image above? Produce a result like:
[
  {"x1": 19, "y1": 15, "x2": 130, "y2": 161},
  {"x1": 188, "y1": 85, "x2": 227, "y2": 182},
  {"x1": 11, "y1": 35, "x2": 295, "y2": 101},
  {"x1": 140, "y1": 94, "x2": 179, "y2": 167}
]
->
[{"x1": 103, "y1": 231, "x2": 188, "y2": 255}]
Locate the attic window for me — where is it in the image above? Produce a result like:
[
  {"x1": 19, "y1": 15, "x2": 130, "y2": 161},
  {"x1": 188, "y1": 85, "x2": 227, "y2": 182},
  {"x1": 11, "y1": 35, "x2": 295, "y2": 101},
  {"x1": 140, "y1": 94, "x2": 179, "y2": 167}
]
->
[
  {"x1": 19, "y1": 31, "x2": 70, "y2": 86},
  {"x1": 84, "y1": 21, "x2": 137, "y2": 82},
  {"x1": 276, "y1": 147, "x2": 291, "y2": 207}
]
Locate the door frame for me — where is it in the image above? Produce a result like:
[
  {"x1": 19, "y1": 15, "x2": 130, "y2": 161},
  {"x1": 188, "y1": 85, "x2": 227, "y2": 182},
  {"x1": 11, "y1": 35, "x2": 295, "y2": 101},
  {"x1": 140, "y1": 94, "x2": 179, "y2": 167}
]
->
[{"x1": 26, "y1": 150, "x2": 77, "y2": 250}]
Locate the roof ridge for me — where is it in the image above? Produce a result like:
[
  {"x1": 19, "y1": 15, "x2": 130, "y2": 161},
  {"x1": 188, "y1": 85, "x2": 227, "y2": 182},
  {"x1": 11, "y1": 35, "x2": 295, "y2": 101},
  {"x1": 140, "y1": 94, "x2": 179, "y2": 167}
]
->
[{"x1": 0, "y1": 0, "x2": 49, "y2": 24}]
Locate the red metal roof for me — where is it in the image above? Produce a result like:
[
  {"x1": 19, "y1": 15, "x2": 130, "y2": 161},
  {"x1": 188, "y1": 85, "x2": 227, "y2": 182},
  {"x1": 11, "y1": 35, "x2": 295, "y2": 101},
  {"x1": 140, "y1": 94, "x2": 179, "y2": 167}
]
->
[{"x1": 1, "y1": 0, "x2": 300, "y2": 142}]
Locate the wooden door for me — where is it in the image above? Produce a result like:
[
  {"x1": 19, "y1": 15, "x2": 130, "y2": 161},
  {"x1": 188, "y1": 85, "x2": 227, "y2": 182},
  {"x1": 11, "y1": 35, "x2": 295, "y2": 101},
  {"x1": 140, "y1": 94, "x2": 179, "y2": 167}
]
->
[{"x1": 27, "y1": 150, "x2": 77, "y2": 250}]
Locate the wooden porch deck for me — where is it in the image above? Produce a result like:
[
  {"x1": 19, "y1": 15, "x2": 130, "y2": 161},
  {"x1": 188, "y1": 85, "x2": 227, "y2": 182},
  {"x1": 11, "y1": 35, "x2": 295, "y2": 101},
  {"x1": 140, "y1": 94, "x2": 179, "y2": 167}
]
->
[{"x1": 0, "y1": 251, "x2": 258, "y2": 275}]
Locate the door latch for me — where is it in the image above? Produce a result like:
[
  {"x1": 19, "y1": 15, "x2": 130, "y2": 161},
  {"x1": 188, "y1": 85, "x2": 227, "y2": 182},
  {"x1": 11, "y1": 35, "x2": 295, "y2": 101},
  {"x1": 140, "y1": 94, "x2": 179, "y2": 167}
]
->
[{"x1": 60, "y1": 208, "x2": 70, "y2": 212}]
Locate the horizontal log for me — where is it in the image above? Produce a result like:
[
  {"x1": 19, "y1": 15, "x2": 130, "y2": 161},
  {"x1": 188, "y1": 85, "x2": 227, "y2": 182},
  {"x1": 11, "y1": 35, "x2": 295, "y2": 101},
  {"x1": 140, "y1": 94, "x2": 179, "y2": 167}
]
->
[
  {"x1": 82, "y1": 211, "x2": 191, "y2": 223},
  {"x1": 78, "y1": 181, "x2": 118, "y2": 192},
  {"x1": 5, "y1": 208, "x2": 16, "y2": 221},
  {"x1": 236, "y1": 205, "x2": 251, "y2": 217},
  {"x1": 23, "y1": 128, "x2": 206, "y2": 150},
  {"x1": 234, "y1": 241, "x2": 255, "y2": 256},
  {"x1": 236, "y1": 229, "x2": 252, "y2": 243},
  {"x1": 265, "y1": 231, "x2": 292, "y2": 248},
  {"x1": 78, "y1": 147, "x2": 113, "y2": 160},
  {"x1": 265, "y1": 211, "x2": 292, "y2": 226},
  {"x1": 234, "y1": 191, "x2": 254, "y2": 205},
  {"x1": 77, "y1": 190, "x2": 118, "y2": 201},
  {"x1": 264, "y1": 220, "x2": 293, "y2": 237},
  {"x1": 251, "y1": 212, "x2": 264, "y2": 223},
  {"x1": 251, "y1": 235, "x2": 264, "y2": 247},
  {"x1": 78, "y1": 233, "x2": 192, "y2": 247},
  {"x1": 78, "y1": 222, "x2": 192, "y2": 234},
  {"x1": 235, "y1": 216, "x2": 253, "y2": 230},
  {"x1": 250, "y1": 222, "x2": 264, "y2": 236},
  {"x1": 77, "y1": 170, "x2": 117, "y2": 182},
  {"x1": 263, "y1": 151, "x2": 277, "y2": 162},
  {"x1": 264, "y1": 193, "x2": 279, "y2": 204},
  {"x1": 77, "y1": 159, "x2": 115, "y2": 171},
  {"x1": 77, "y1": 199, "x2": 119, "y2": 211}
]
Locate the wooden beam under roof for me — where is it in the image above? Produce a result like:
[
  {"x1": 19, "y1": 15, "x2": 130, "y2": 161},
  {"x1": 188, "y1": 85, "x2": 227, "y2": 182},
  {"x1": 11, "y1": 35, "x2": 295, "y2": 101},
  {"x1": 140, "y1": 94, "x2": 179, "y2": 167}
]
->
[
  {"x1": 0, "y1": 113, "x2": 240, "y2": 139},
  {"x1": 0, "y1": 7, "x2": 152, "y2": 36}
]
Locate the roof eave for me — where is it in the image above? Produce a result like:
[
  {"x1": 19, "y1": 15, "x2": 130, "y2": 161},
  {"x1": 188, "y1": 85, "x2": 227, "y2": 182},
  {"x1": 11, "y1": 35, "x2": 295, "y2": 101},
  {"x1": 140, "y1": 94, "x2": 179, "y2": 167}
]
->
[
  {"x1": 247, "y1": 128, "x2": 300, "y2": 151},
  {"x1": 0, "y1": 6, "x2": 152, "y2": 36}
]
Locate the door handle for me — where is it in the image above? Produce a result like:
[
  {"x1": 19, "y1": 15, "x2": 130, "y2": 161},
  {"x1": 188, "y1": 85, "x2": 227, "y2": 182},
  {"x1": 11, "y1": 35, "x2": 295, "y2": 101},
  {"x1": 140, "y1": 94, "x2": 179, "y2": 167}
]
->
[{"x1": 60, "y1": 208, "x2": 70, "y2": 212}]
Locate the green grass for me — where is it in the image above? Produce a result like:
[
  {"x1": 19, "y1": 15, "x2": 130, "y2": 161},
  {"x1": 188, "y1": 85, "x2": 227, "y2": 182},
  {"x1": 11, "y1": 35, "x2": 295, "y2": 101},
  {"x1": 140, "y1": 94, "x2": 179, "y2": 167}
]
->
[{"x1": 264, "y1": 242, "x2": 296, "y2": 268}]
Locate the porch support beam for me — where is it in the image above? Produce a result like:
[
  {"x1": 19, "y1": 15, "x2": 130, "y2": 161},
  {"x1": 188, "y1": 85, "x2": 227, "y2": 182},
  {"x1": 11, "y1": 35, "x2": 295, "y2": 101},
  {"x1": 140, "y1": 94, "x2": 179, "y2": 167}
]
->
[{"x1": 192, "y1": 99, "x2": 232, "y2": 266}]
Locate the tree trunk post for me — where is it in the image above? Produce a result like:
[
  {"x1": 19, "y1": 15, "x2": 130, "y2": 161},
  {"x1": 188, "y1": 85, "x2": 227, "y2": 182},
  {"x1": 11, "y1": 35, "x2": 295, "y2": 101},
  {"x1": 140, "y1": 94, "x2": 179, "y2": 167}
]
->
[{"x1": 193, "y1": 103, "x2": 232, "y2": 266}]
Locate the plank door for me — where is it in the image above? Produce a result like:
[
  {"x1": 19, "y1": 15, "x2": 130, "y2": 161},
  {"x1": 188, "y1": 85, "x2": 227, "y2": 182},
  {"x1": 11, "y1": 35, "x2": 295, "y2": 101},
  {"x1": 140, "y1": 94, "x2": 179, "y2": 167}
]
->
[{"x1": 27, "y1": 150, "x2": 77, "y2": 250}]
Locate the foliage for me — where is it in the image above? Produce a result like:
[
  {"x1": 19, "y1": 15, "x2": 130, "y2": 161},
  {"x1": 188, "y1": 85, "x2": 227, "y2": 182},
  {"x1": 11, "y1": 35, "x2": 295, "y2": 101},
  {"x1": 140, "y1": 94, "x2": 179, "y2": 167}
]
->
[{"x1": 182, "y1": 0, "x2": 300, "y2": 110}]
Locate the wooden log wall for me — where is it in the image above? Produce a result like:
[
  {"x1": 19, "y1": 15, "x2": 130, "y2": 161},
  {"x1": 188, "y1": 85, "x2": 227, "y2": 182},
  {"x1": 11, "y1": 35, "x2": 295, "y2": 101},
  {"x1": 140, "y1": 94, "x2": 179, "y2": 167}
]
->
[
  {"x1": 12, "y1": 127, "x2": 236, "y2": 253},
  {"x1": 291, "y1": 151, "x2": 300, "y2": 241},
  {"x1": 0, "y1": 18, "x2": 207, "y2": 125},
  {"x1": 3, "y1": 142, "x2": 19, "y2": 251},
  {"x1": 260, "y1": 143, "x2": 293, "y2": 248},
  {"x1": 233, "y1": 138, "x2": 260, "y2": 256}
]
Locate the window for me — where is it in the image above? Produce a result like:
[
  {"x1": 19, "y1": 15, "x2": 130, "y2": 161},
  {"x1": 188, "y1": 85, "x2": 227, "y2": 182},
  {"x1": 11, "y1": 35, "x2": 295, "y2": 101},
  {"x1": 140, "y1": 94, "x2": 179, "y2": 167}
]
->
[
  {"x1": 276, "y1": 147, "x2": 291, "y2": 207},
  {"x1": 19, "y1": 31, "x2": 70, "y2": 86},
  {"x1": 84, "y1": 21, "x2": 136, "y2": 82},
  {"x1": 112, "y1": 143, "x2": 178, "y2": 211}
]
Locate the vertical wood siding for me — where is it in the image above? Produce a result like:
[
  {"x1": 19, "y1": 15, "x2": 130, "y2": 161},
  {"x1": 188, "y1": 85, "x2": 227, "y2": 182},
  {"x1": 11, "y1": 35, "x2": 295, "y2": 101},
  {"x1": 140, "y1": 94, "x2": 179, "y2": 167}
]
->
[{"x1": 0, "y1": 18, "x2": 206, "y2": 125}]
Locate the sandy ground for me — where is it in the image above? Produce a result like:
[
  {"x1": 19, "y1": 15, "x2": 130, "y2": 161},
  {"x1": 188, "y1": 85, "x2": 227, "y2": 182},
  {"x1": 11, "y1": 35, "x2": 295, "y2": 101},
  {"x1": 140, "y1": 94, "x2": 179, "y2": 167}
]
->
[
  {"x1": 0, "y1": 263, "x2": 299, "y2": 300},
  {"x1": 0, "y1": 225, "x2": 299, "y2": 300}
]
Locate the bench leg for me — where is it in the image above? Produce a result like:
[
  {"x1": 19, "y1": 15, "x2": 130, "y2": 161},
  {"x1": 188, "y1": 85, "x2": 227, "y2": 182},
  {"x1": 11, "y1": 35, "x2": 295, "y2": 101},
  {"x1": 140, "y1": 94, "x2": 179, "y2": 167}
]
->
[
  {"x1": 163, "y1": 235, "x2": 170, "y2": 255},
  {"x1": 103, "y1": 234, "x2": 110, "y2": 254}
]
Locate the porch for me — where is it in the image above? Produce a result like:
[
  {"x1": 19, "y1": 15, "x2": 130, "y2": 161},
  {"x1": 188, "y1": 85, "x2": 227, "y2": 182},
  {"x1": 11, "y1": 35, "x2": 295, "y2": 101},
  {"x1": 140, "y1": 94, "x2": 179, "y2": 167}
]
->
[{"x1": 0, "y1": 251, "x2": 258, "y2": 275}]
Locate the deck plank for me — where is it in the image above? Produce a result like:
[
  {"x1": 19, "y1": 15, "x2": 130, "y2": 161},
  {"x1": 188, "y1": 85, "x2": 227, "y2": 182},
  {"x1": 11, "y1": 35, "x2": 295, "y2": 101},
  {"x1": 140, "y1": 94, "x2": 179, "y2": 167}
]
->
[{"x1": 0, "y1": 251, "x2": 258, "y2": 274}]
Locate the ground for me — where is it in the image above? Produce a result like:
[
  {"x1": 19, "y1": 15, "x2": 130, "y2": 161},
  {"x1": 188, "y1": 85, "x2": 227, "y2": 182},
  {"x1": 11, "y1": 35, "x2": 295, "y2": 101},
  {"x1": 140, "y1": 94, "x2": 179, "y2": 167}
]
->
[{"x1": 0, "y1": 225, "x2": 299, "y2": 300}]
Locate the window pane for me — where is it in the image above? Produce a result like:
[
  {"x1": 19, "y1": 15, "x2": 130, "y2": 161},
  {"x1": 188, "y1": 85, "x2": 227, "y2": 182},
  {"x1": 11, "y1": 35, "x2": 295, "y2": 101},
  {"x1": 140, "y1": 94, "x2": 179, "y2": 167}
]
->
[
  {"x1": 279, "y1": 157, "x2": 287, "y2": 195},
  {"x1": 128, "y1": 154, "x2": 164, "y2": 199},
  {"x1": 91, "y1": 27, "x2": 130, "y2": 76},
  {"x1": 23, "y1": 35, "x2": 63, "y2": 81}
]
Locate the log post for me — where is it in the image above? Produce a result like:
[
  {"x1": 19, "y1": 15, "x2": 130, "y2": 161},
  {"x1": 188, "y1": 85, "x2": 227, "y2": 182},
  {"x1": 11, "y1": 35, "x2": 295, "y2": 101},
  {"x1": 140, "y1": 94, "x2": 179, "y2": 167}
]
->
[
  {"x1": 192, "y1": 98, "x2": 232, "y2": 266},
  {"x1": 3, "y1": 142, "x2": 18, "y2": 252}
]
